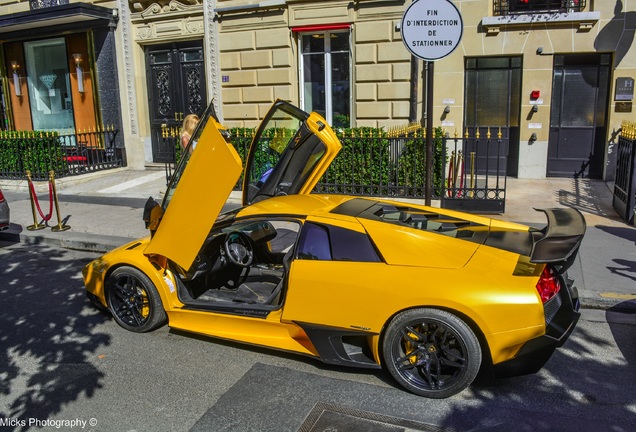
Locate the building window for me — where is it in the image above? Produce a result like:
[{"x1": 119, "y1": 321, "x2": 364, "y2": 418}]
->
[
  {"x1": 298, "y1": 29, "x2": 351, "y2": 128},
  {"x1": 464, "y1": 56, "x2": 521, "y2": 127},
  {"x1": 494, "y1": 0, "x2": 586, "y2": 16},
  {"x1": 24, "y1": 38, "x2": 75, "y2": 132}
]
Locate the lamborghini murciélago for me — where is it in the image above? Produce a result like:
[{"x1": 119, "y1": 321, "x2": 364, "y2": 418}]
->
[{"x1": 83, "y1": 100, "x2": 585, "y2": 398}]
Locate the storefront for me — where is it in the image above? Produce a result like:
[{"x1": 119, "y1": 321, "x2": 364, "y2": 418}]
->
[{"x1": 0, "y1": 3, "x2": 122, "y2": 145}]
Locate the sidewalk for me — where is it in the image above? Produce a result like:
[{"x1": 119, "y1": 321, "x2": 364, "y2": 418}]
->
[{"x1": 1, "y1": 168, "x2": 635, "y2": 310}]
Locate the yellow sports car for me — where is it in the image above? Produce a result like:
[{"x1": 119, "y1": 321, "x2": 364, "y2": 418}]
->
[{"x1": 83, "y1": 100, "x2": 585, "y2": 398}]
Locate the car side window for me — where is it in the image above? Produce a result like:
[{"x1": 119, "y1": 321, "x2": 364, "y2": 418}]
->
[
  {"x1": 297, "y1": 222, "x2": 381, "y2": 262},
  {"x1": 297, "y1": 223, "x2": 332, "y2": 260},
  {"x1": 330, "y1": 225, "x2": 381, "y2": 262}
]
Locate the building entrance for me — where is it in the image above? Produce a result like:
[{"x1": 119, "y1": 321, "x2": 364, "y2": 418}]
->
[
  {"x1": 464, "y1": 56, "x2": 521, "y2": 177},
  {"x1": 146, "y1": 41, "x2": 206, "y2": 163},
  {"x1": 548, "y1": 54, "x2": 610, "y2": 178}
]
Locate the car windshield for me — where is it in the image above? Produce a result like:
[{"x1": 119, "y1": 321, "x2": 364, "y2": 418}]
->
[
  {"x1": 244, "y1": 102, "x2": 327, "y2": 204},
  {"x1": 245, "y1": 110, "x2": 303, "y2": 193},
  {"x1": 161, "y1": 102, "x2": 221, "y2": 211}
]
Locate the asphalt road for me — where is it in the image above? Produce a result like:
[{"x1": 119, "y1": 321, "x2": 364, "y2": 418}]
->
[{"x1": 0, "y1": 240, "x2": 635, "y2": 432}]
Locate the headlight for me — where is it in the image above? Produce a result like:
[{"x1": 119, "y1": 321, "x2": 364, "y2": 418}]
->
[{"x1": 88, "y1": 258, "x2": 109, "y2": 274}]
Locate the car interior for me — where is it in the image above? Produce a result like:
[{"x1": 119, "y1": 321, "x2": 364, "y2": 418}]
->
[{"x1": 171, "y1": 219, "x2": 300, "y2": 312}]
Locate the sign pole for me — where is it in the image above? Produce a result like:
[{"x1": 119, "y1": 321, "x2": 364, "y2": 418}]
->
[
  {"x1": 425, "y1": 61, "x2": 434, "y2": 206},
  {"x1": 400, "y1": 0, "x2": 463, "y2": 205}
]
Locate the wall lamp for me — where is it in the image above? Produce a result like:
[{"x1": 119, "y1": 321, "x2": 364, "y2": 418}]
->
[
  {"x1": 73, "y1": 53, "x2": 84, "y2": 93},
  {"x1": 10, "y1": 61, "x2": 21, "y2": 97}
]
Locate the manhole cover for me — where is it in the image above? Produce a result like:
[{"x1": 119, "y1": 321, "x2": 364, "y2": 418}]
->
[{"x1": 299, "y1": 402, "x2": 452, "y2": 432}]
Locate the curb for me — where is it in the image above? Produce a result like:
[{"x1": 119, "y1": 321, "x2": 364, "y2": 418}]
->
[
  {"x1": 579, "y1": 295, "x2": 636, "y2": 313},
  {"x1": 0, "y1": 225, "x2": 133, "y2": 254},
  {"x1": 0, "y1": 166, "x2": 132, "y2": 193}
]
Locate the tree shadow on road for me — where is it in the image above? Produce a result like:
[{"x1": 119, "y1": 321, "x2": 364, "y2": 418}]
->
[
  {"x1": 608, "y1": 303, "x2": 636, "y2": 370},
  {"x1": 0, "y1": 240, "x2": 110, "y2": 430},
  {"x1": 596, "y1": 225, "x2": 636, "y2": 284},
  {"x1": 436, "y1": 320, "x2": 636, "y2": 431}
]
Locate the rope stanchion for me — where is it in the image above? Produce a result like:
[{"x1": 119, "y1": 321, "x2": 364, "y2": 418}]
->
[
  {"x1": 49, "y1": 170, "x2": 71, "y2": 232},
  {"x1": 468, "y1": 152, "x2": 476, "y2": 198},
  {"x1": 446, "y1": 151, "x2": 464, "y2": 198},
  {"x1": 457, "y1": 151, "x2": 465, "y2": 197},
  {"x1": 446, "y1": 151, "x2": 455, "y2": 197},
  {"x1": 26, "y1": 170, "x2": 48, "y2": 231},
  {"x1": 453, "y1": 150, "x2": 462, "y2": 197}
]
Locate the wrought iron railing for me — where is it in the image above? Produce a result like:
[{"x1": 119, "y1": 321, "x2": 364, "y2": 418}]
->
[
  {"x1": 613, "y1": 122, "x2": 636, "y2": 225},
  {"x1": 494, "y1": 0, "x2": 586, "y2": 16},
  {"x1": 316, "y1": 129, "x2": 445, "y2": 199},
  {"x1": 0, "y1": 128, "x2": 123, "y2": 181},
  {"x1": 441, "y1": 128, "x2": 509, "y2": 213},
  {"x1": 29, "y1": 0, "x2": 68, "y2": 10},
  {"x1": 162, "y1": 126, "x2": 445, "y2": 199},
  {"x1": 29, "y1": 0, "x2": 69, "y2": 10}
]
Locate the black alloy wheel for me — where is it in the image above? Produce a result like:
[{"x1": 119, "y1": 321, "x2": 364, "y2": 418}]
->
[
  {"x1": 106, "y1": 266, "x2": 167, "y2": 333},
  {"x1": 383, "y1": 308, "x2": 481, "y2": 398}
]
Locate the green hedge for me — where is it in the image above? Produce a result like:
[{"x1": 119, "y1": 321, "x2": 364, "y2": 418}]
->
[
  {"x1": 172, "y1": 125, "x2": 446, "y2": 197},
  {"x1": 0, "y1": 131, "x2": 66, "y2": 179},
  {"x1": 320, "y1": 126, "x2": 445, "y2": 196}
]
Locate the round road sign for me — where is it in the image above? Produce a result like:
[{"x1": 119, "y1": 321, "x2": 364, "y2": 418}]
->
[{"x1": 401, "y1": 0, "x2": 463, "y2": 61}]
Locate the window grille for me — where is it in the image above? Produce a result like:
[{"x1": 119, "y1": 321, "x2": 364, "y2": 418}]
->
[
  {"x1": 493, "y1": 0, "x2": 586, "y2": 16},
  {"x1": 30, "y1": 0, "x2": 69, "y2": 10}
]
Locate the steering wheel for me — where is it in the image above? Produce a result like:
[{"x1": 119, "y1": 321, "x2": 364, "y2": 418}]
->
[{"x1": 223, "y1": 231, "x2": 254, "y2": 267}]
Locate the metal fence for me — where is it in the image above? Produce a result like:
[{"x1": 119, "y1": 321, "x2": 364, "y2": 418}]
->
[
  {"x1": 441, "y1": 128, "x2": 508, "y2": 213},
  {"x1": 162, "y1": 126, "x2": 445, "y2": 199},
  {"x1": 0, "y1": 128, "x2": 124, "y2": 181},
  {"x1": 613, "y1": 122, "x2": 636, "y2": 225},
  {"x1": 315, "y1": 128, "x2": 444, "y2": 198},
  {"x1": 162, "y1": 125, "x2": 512, "y2": 212}
]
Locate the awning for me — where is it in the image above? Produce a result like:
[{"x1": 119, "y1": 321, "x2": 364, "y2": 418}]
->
[
  {"x1": 291, "y1": 24, "x2": 351, "y2": 33},
  {"x1": 0, "y1": 3, "x2": 117, "y2": 39}
]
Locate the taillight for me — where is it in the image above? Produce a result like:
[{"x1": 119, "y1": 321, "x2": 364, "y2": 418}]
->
[
  {"x1": 0, "y1": 189, "x2": 4, "y2": 202},
  {"x1": 536, "y1": 266, "x2": 561, "y2": 303}
]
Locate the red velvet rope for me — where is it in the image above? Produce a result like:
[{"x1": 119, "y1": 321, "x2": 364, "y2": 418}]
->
[{"x1": 28, "y1": 180, "x2": 53, "y2": 222}]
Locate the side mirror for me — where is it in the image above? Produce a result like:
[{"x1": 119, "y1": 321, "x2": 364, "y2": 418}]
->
[{"x1": 143, "y1": 196, "x2": 164, "y2": 236}]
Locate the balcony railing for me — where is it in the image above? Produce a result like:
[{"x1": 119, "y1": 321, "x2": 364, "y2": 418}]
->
[
  {"x1": 494, "y1": 0, "x2": 586, "y2": 16},
  {"x1": 30, "y1": 0, "x2": 69, "y2": 10}
]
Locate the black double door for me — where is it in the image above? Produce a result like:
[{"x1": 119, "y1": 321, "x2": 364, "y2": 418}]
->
[
  {"x1": 146, "y1": 41, "x2": 206, "y2": 163},
  {"x1": 548, "y1": 54, "x2": 610, "y2": 178}
]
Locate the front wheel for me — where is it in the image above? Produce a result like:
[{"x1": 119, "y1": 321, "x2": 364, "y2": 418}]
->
[
  {"x1": 106, "y1": 266, "x2": 167, "y2": 333},
  {"x1": 382, "y1": 308, "x2": 481, "y2": 398}
]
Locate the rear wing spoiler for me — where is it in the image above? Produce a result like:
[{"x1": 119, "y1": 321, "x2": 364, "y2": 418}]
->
[{"x1": 529, "y1": 208, "x2": 586, "y2": 270}]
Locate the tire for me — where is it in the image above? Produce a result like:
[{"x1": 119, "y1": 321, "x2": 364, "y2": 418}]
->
[
  {"x1": 106, "y1": 266, "x2": 167, "y2": 333},
  {"x1": 382, "y1": 308, "x2": 481, "y2": 398}
]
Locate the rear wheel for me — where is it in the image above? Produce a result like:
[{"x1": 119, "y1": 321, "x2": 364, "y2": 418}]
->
[
  {"x1": 382, "y1": 308, "x2": 481, "y2": 398},
  {"x1": 106, "y1": 266, "x2": 167, "y2": 333}
]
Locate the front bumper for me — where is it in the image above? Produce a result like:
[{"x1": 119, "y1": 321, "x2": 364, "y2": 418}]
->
[{"x1": 494, "y1": 274, "x2": 581, "y2": 377}]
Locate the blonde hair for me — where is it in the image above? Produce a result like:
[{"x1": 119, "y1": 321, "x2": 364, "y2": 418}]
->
[{"x1": 181, "y1": 114, "x2": 200, "y2": 137}]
